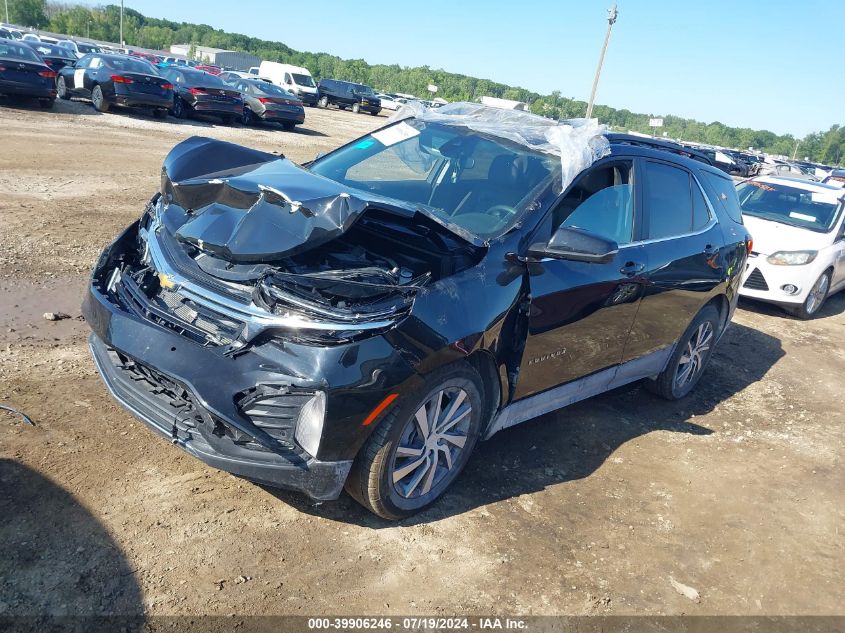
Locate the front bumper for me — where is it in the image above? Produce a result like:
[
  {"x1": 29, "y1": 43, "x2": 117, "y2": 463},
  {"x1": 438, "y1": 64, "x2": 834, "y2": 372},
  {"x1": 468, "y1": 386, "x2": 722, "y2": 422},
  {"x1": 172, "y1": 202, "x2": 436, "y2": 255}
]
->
[
  {"x1": 89, "y1": 334, "x2": 351, "y2": 500},
  {"x1": 739, "y1": 254, "x2": 824, "y2": 306}
]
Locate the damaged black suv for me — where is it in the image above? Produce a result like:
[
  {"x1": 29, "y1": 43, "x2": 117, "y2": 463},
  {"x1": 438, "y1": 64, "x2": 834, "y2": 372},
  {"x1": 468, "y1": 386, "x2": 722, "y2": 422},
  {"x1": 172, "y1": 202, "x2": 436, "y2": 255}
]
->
[{"x1": 84, "y1": 104, "x2": 750, "y2": 519}]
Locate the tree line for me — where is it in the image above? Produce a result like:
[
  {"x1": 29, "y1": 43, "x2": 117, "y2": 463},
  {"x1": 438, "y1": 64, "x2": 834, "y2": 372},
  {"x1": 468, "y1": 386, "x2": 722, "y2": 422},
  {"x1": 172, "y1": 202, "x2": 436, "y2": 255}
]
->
[{"x1": 10, "y1": 1, "x2": 842, "y2": 165}]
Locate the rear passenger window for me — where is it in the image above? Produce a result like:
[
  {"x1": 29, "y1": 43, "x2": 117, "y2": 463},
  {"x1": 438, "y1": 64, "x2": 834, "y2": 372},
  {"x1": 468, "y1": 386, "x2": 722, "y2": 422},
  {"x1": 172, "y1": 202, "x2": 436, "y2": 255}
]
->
[
  {"x1": 643, "y1": 161, "x2": 694, "y2": 240},
  {"x1": 692, "y1": 180, "x2": 711, "y2": 230},
  {"x1": 700, "y1": 170, "x2": 744, "y2": 224}
]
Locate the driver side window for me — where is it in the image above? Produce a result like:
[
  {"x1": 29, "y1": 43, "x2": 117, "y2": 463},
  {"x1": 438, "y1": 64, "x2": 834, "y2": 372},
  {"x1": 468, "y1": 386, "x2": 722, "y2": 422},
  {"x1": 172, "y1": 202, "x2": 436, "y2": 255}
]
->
[{"x1": 552, "y1": 161, "x2": 634, "y2": 246}]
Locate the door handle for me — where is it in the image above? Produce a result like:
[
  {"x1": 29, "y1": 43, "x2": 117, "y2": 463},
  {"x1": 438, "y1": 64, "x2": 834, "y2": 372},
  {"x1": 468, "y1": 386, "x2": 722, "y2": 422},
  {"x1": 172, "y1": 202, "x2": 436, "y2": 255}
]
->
[{"x1": 620, "y1": 261, "x2": 645, "y2": 276}]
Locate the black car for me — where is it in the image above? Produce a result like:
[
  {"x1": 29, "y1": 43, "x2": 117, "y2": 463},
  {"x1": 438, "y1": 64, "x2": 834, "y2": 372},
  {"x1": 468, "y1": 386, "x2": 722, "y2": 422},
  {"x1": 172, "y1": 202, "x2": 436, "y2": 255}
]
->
[
  {"x1": 21, "y1": 40, "x2": 77, "y2": 73},
  {"x1": 223, "y1": 77, "x2": 304, "y2": 129},
  {"x1": 161, "y1": 67, "x2": 243, "y2": 125},
  {"x1": 83, "y1": 105, "x2": 750, "y2": 519},
  {"x1": 0, "y1": 39, "x2": 57, "y2": 108},
  {"x1": 57, "y1": 53, "x2": 172, "y2": 117},
  {"x1": 0, "y1": 28, "x2": 12, "y2": 40},
  {"x1": 317, "y1": 78, "x2": 381, "y2": 114}
]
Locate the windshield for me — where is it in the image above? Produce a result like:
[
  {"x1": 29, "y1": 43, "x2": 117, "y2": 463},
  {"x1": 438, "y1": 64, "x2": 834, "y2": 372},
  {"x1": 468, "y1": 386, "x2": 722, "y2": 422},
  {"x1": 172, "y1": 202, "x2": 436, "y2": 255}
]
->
[
  {"x1": 309, "y1": 119, "x2": 559, "y2": 238},
  {"x1": 292, "y1": 72, "x2": 315, "y2": 87},
  {"x1": 0, "y1": 41, "x2": 41, "y2": 61},
  {"x1": 736, "y1": 181, "x2": 842, "y2": 232},
  {"x1": 105, "y1": 56, "x2": 158, "y2": 74}
]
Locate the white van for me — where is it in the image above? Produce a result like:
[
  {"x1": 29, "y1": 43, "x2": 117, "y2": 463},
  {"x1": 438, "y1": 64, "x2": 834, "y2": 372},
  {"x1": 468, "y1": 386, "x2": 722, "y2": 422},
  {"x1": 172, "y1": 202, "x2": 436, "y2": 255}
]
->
[{"x1": 258, "y1": 62, "x2": 318, "y2": 106}]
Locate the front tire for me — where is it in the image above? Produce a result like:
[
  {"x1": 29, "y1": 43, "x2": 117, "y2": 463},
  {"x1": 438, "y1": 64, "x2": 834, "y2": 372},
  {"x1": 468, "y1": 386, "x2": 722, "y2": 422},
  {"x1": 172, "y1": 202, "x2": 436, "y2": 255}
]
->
[
  {"x1": 789, "y1": 271, "x2": 830, "y2": 320},
  {"x1": 91, "y1": 84, "x2": 109, "y2": 112},
  {"x1": 345, "y1": 364, "x2": 484, "y2": 520},
  {"x1": 317, "y1": 95, "x2": 328, "y2": 108},
  {"x1": 351, "y1": 102, "x2": 360, "y2": 114},
  {"x1": 57, "y1": 76, "x2": 69, "y2": 100},
  {"x1": 645, "y1": 305, "x2": 721, "y2": 400}
]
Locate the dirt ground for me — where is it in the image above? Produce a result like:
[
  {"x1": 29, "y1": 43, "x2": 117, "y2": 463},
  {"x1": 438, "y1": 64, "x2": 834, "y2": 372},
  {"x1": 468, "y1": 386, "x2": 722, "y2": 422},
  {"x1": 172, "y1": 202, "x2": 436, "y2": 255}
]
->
[{"x1": 0, "y1": 97, "x2": 843, "y2": 620}]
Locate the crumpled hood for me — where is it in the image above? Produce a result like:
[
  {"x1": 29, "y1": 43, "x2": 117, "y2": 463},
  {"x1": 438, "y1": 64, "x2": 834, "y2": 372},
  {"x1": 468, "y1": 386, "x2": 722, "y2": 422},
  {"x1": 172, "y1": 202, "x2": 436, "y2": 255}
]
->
[
  {"x1": 159, "y1": 136, "x2": 453, "y2": 263},
  {"x1": 743, "y1": 215, "x2": 832, "y2": 256}
]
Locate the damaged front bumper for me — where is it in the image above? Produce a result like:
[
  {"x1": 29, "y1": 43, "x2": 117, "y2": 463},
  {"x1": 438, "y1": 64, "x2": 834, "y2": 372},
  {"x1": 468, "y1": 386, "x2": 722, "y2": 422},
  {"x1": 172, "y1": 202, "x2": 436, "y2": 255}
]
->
[{"x1": 88, "y1": 333, "x2": 351, "y2": 500}]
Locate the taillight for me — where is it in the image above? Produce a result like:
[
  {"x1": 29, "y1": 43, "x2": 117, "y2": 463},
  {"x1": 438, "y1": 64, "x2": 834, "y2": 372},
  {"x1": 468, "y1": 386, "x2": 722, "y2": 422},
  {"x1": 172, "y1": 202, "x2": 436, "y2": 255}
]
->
[
  {"x1": 258, "y1": 97, "x2": 271, "y2": 104},
  {"x1": 111, "y1": 75, "x2": 133, "y2": 84},
  {"x1": 189, "y1": 87, "x2": 206, "y2": 95},
  {"x1": 39, "y1": 70, "x2": 57, "y2": 78},
  {"x1": 161, "y1": 83, "x2": 173, "y2": 90}
]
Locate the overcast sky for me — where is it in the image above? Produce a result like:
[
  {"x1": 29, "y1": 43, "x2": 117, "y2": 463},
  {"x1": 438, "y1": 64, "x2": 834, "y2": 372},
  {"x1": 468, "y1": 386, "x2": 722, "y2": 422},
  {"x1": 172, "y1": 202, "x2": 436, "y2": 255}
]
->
[{"x1": 83, "y1": 0, "x2": 842, "y2": 137}]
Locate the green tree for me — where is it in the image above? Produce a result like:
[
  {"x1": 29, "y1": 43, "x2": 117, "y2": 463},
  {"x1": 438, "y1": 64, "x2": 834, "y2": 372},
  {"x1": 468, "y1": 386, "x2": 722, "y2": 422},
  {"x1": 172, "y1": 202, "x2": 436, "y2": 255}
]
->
[{"x1": 9, "y1": 0, "x2": 48, "y2": 27}]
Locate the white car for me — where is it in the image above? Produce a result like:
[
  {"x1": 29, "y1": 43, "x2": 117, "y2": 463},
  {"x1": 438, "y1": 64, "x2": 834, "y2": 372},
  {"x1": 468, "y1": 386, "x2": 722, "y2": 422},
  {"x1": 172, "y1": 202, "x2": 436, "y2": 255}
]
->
[
  {"x1": 375, "y1": 93, "x2": 406, "y2": 111},
  {"x1": 57, "y1": 39, "x2": 102, "y2": 59},
  {"x1": 21, "y1": 33, "x2": 41, "y2": 42},
  {"x1": 737, "y1": 176, "x2": 845, "y2": 318}
]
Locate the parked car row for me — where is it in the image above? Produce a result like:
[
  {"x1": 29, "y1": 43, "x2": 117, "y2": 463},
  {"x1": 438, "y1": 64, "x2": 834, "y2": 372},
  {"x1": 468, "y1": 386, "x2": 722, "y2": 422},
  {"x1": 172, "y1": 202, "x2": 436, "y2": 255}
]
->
[{"x1": 1, "y1": 46, "x2": 310, "y2": 130}]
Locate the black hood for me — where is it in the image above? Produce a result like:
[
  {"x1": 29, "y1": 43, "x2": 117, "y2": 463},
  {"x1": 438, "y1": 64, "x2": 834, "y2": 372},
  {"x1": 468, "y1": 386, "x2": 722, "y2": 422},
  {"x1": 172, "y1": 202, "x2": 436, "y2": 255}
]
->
[{"x1": 159, "y1": 137, "x2": 479, "y2": 263}]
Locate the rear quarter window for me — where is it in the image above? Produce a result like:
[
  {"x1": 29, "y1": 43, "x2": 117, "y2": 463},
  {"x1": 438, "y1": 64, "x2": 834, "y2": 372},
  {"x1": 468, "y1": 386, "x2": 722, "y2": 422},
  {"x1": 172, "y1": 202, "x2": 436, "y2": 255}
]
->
[{"x1": 700, "y1": 170, "x2": 744, "y2": 224}]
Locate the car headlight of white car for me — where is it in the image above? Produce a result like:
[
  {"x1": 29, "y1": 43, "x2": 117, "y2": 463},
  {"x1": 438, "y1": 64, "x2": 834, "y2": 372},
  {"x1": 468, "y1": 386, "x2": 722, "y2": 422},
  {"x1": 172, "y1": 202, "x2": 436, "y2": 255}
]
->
[{"x1": 766, "y1": 250, "x2": 818, "y2": 266}]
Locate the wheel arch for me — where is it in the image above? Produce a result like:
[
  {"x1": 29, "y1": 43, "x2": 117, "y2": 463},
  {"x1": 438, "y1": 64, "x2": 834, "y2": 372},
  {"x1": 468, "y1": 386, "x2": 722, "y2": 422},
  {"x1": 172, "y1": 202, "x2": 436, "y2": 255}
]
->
[{"x1": 465, "y1": 349, "x2": 501, "y2": 438}]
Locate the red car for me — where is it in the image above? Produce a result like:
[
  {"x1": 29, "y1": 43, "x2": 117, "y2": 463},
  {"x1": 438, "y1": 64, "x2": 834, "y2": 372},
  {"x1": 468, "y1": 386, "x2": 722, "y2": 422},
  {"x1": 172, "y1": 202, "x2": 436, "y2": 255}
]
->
[
  {"x1": 128, "y1": 50, "x2": 162, "y2": 66},
  {"x1": 194, "y1": 64, "x2": 222, "y2": 76}
]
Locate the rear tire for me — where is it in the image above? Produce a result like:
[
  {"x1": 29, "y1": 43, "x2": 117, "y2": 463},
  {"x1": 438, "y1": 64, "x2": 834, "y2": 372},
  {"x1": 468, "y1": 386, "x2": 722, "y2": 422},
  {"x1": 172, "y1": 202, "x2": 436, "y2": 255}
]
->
[
  {"x1": 91, "y1": 84, "x2": 109, "y2": 113},
  {"x1": 645, "y1": 305, "x2": 721, "y2": 400},
  {"x1": 788, "y1": 271, "x2": 830, "y2": 320},
  {"x1": 172, "y1": 96, "x2": 188, "y2": 119},
  {"x1": 57, "y1": 76, "x2": 69, "y2": 100},
  {"x1": 345, "y1": 363, "x2": 483, "y2": 520}
]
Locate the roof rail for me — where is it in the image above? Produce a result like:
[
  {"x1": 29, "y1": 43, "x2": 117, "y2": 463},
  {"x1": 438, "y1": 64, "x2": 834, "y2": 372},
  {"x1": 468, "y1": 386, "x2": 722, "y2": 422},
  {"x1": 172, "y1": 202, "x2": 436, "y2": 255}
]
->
[{"x1": 606, "y1": 133, "x2": 713, "y2": 166}]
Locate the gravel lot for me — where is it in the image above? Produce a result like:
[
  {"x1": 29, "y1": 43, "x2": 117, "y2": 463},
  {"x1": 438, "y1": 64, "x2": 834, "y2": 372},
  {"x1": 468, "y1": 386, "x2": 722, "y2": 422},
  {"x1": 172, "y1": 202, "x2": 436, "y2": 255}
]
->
[{"x1": 0, "y1": 97, "x2": 843, "y2": 619}]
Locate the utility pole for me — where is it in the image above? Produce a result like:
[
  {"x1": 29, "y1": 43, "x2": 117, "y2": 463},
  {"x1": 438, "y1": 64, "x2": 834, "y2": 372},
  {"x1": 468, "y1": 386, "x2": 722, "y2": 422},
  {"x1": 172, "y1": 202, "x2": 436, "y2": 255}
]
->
[
  {"x1": 586, "y1": 3, "x2": 619, "y2": 120},
  {"x1": 119, "y1": 0, "x2": 124, "y2": 46},
  {"x1": 792, "y1": 139, "x2": 800, "y2": 161},
  {"x1": 5, "y1": 0, "x2": 9, "y2": 25}
]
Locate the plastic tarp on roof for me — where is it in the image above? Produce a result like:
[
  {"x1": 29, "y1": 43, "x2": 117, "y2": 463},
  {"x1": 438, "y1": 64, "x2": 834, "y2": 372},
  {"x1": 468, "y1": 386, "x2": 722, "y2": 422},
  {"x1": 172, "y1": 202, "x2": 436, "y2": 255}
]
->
[{"x1": 389, "y1": 101, "x2": 610, "y2": 194}]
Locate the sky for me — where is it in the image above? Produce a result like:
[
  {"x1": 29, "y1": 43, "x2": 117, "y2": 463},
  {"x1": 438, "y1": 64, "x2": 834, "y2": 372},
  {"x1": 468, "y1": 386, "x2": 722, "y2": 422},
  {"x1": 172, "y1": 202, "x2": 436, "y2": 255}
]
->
[{"x1": 82, "y1": 0, "x2": 842, "y2": 137}]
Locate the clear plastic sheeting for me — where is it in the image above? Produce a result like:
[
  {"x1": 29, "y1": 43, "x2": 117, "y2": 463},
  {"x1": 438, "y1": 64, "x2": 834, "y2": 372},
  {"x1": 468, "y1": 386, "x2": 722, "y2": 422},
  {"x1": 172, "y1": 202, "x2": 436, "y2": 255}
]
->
[{"x1": 389, "y1": 101, "x2": 610, "y2": 193}]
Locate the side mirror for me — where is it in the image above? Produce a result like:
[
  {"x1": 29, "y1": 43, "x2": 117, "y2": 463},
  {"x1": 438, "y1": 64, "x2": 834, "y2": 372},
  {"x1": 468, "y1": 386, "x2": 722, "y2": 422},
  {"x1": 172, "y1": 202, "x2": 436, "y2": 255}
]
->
[{"x1": 528, "y1": 226, "x2": 619, "y2": 263}]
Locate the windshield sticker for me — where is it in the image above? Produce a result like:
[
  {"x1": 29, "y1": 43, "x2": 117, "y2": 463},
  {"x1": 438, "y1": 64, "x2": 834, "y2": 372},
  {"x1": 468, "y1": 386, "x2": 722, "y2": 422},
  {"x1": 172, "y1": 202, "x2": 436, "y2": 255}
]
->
[
  {"x1": 371, "y1": 121, "x2": 420, "y2": 147},
  {"x1": 789, "y1": 211, "x2": 816, "y2": 222},
  {"x1": 354, "y1": 139, "x2": 376, "y2": 150},
  {"x1": 810, "y1": 192, "x2": 835, "y2": 204}
]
